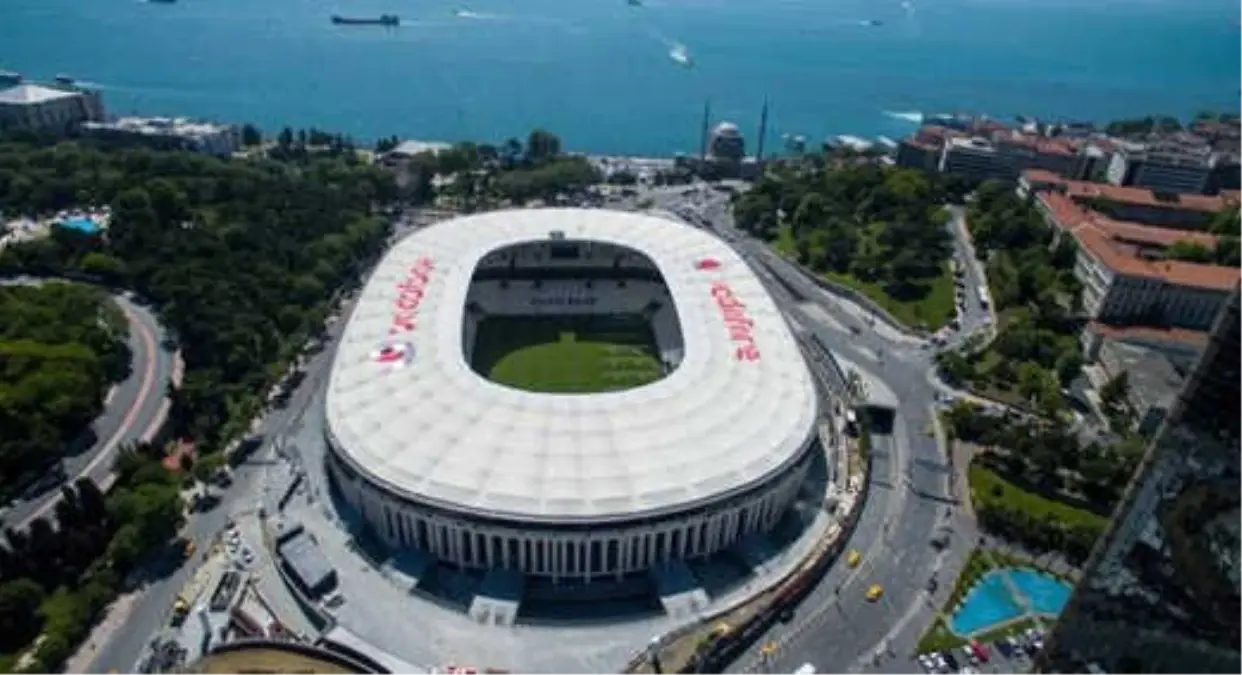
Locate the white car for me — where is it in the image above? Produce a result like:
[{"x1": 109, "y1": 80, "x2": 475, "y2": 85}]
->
[{"x1": 917, "y1": 654, "x2": 936, "y2": 672}]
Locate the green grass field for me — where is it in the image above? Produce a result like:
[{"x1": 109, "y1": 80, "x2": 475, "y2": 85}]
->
[{"x1": 471, "y1": 315, "x2": 664, "y2": 393}]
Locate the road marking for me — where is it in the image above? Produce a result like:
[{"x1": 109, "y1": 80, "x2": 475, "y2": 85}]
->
[{"x1": 17, "y1": 303, "x2": 160, "y2": 529}]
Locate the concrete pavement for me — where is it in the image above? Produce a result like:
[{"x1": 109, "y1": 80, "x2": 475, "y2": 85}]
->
[
  {"x1": 0, "y1": 278, "x2": 176, "y2": 530},
  {"x1": 692, "y1": 192, "x2": 977, "y2": 674}
]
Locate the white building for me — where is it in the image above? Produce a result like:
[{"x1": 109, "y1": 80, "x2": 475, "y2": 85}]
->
[
  {"x1": 1106, "y1": 139, "x2": 1215, "y2": 195},
  {"x1": 709, "y1": 122, "x2": 746, "y2": 161},
  {"x1": 1034, "y1": 191, "x2": 1237, "y2": 330},
  {"x1": 81, "y1": 117, "x2": 240, "y2": 156},
  {"x1": 0, "y1": 82, "x2": 104, "y2": 133},
  {"x1": 324, "y1": 208, "x2": 819, "y2": 582}
]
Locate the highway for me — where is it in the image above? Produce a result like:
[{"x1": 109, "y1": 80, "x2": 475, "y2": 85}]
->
[{"x1": 0, "y1": 278, "x2": 176, "y2": 530}]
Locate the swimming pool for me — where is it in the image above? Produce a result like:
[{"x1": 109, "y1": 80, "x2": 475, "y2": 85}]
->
[
  {"x1": 949, "y1": 567, "x2": 1071, "y2": 636},
  {"x1": 60, "y1": 216, "x2": 100, "y2": 234}
]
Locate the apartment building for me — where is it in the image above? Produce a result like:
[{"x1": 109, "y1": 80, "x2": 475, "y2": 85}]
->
[
  {"x1": 1020, "y1": 169, "x2": 1237, "y2": 230},
  {"x1": 993, "y1": 132, "x2": 1081, "y2": 178},
  {"x1": 0, "y1": 82, "x2": 104, "y2": 132},
  {"x1": 899, "y1": 124, "x2": 1113, "y2": 183},
  {"x1": 81, "y1": 116, "x2": 241, "y2": 156},
  {"x1": 895, "y1": 125, "x2": 957, "y2": 171},
  {"x1": 1080, "y1": 321, "x2": 1208, "y2": 370},
  {"x1": 1035, "y1": 191, "x2": 1237, "y2": 330},
  {"x1": 938, "y1": 137, "x2": 1003, "y2": 182},
  {"x1": 1105, "y1": 137, "x2": 1216, "y2": 195},
  {"x1": 1206, "y1": 152, "x2": 1241, "y2": 194}
]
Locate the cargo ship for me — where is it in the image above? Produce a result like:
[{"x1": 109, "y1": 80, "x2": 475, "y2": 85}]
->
[{"x1": 331, "y1": 14, "x2": 400, "y2": 26}]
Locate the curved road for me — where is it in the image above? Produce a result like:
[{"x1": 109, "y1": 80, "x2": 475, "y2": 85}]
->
[
  {"x1": 0, "y1": 277, "x2": 176, "y2": 530},
  {"x1": 658, "y1": 190, "x2": 981, "y2": 675}
]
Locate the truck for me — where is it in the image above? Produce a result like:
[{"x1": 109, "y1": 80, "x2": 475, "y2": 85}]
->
[{"x1": 977, "y1": 284, "x2": 990, "y2": 309}]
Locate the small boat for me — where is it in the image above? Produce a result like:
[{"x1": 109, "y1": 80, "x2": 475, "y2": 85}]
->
[
  {"x1": 864, "y1": 19, "x2": 883, "y2": 27},
  {"x1": 331, "y1": 14, "x2": 400, "y2": 26},
  {"x1": 627, "y1": 0, "x2": 643, "y2": 6},
  {"x1": 148, "y1": 0, "x2": 177, "y2": 4},
  {"x1": 669, "y1": 44, "x2": 694, "y2": 68}
]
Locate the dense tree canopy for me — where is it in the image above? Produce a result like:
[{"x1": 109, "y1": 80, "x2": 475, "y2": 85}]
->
[
  {"x1": 0, "y1": 283, "x2": 130, "y2": 495},
  {"x1": 733, "y1": 163, "x2": 953, "y2": 313},
  {"x1": 0, "y1": 448, "x2": 184, "y2": 671},
  {"x1": 0, "y1": 138, "x2": 397, "y2": 450},
  {"x1": 940, "y1": 181, "x2": 1085, "y2": 414},
  {"x1": 394, "y1": 131, "x2": 602, "y2": 211}
]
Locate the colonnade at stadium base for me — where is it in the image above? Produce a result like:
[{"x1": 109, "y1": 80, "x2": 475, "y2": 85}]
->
[{"x1": 321, "y1": 435, "x2": 834, "y2": 626}]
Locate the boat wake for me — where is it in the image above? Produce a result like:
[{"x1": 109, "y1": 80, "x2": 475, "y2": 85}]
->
[
  {"x1": 453, "y1": 9, "x2": 503, "y2": 20},
  {"x1": 668, "y1": 43, "x2": 694, "y2": 68},
  {"x1": 883, "y1": 110, "x2": 924, "y2": 124}
]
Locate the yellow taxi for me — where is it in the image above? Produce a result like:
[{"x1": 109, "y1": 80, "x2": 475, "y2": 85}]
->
[
  {"x1": 865, "y1": 584, "x2": 884, "y2": 602},
  {"x1": 847, "y1": 549, "x2": 862, "y2": 568}
]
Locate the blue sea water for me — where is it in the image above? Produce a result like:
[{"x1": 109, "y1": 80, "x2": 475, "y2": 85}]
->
[
  {"x1": 3, "y1": 0, "x2": 1239, "y2": 155},
  {"x1": 950, "y1": 567, "x2": 1072, "y2": 636}
]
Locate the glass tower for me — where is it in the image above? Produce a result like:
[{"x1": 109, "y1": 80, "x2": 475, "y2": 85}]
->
[{"x1": 1037, "y1": 287, "x2": 1240, "y2": 673}]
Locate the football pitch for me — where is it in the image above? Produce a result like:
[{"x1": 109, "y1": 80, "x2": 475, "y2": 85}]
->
[{"x1": 471, "y1": 315, "x2": 664, "y2": 393}]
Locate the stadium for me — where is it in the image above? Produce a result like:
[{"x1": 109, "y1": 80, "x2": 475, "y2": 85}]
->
[{"x1": 323, "y1": 208, "x2": 819, "y2": 583}]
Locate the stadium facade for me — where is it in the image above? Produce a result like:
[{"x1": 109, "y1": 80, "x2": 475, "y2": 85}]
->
[{"x1": 324, "y1": 209, "x2": 819, "y2": 581}]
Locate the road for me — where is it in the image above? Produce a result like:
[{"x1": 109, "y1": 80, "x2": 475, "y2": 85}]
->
[
  {"x1": 86, "y1": 195, "x2": 983, "y2": 674},
  {"x1": 653, "y1": 187, "x2": 979, "y2": 674},
  {"x1": 942, "y1": 205, "x2": 997, "y2": 349},
  {"x1": 0, "y1": 277, "x2": 176, "y2": 530},
  {"x1": 83, "y1": 218, "x2": 394, "y2": 673}
]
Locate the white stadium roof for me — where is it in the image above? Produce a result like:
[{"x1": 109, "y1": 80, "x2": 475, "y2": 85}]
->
[{"x1": 325, "y1": 208, "x2": 819, "y2": 522}]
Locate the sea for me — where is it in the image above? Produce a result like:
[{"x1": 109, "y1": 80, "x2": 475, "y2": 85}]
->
[{"x1": 3, "y1": 0, "x2": 1239, "y2": 156}]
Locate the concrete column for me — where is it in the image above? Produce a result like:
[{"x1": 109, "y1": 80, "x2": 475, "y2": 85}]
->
[
  {"x1": 448, "y1": 525, "x2": 461, "y2": 565},
  {"x1": 429, "y1": 521, "x2": 442, "y2": 557},
  {"x1": 556, "y1": 539, "x2": 565, "y2": 578},
  {"x1": 578, "y1": 538, "x2": 587, "y2": 578},
  {"x1": 503, "y1": 536, "x2": 512, "y2": 569},
  {"x1": 582, "y1": 538, "x2": 592, "y2": 583},
  {"x1": 617, "y1": 536, "x2": 629, "y2": 577}
]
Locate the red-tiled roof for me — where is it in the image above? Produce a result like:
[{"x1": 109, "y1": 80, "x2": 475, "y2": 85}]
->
[
  {"x1": 996, "y1": 133, "x2": 1078, "y2": 157},
  {"x1": 1086, "y1": 321, "x2": 1211, "y2": 348},
  {"x1": 1022, "y1": 170, "x2": 1232, "y2": 213},
  {"x1": 1039, "y1": 191, "x2": 1239, "y2": 291}
]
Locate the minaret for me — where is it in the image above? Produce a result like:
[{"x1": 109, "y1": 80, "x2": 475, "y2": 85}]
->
[
  {"x1": 756, "y1": 98, "x2": 769, "y2": 162},
  {"x1": 699, "y1": 98, "x2": 711, "y2": 161}
]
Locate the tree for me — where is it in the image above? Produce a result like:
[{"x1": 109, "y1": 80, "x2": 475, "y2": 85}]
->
[
  {"x1": 0, "y1": 578, "x2": 45, "y2": 651},
  {"x1": 525, "y1": 129, "x2": 562, "y2": 163},
  {"x1": 75, "y1": 477, "x2": 107, "y2": 520},
  {"x1": 1099, "y1": 371, "x2": 1130, "y2": 412},
  {"x1": 1165, "y1": 239, "x2": 1214, "y2": 263},
  {"x1": 240, "y1": 124, "x2": 262, "y2": 147}
]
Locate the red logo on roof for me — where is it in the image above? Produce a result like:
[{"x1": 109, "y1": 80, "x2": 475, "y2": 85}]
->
[
  {"x1": 372, "y1": 341, "x2": 414, "y2": 367},
  {"x1": 695, "y1": 258, "x2": 721, "y2": 271}
]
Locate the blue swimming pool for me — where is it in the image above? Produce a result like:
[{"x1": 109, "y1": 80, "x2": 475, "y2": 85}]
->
[
  {"x1": 949, "y1": 567, "x2": 1071, "y2": 636},
  {"x1": 60, "y1": 217, "x2": 100, "y2": 234}
]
